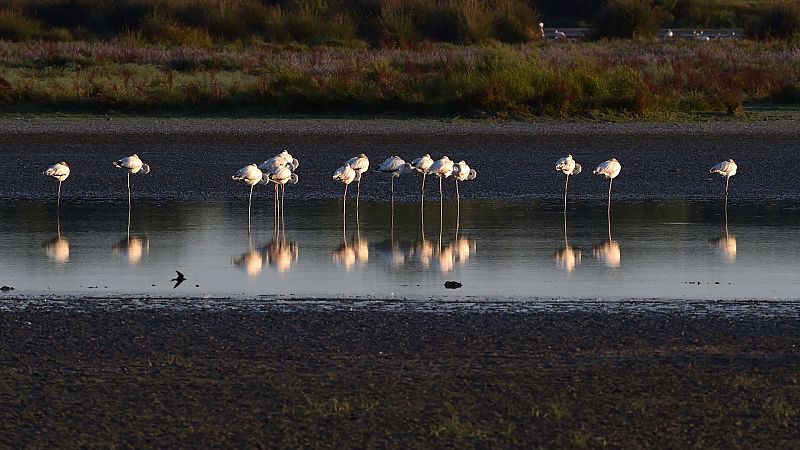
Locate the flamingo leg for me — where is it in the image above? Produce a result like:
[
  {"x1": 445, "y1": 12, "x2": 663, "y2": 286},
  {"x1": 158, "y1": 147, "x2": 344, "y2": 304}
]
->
[
  {"x1": 281, "y1": 184, "x2": 286, "y2": 240},
  {"x1": 438, "y1": 177, "x2": 443, "y2": 250},
  {"x1": 248, "y1": 184, "x2": 254, "y2": 234},
  {"x1": 343, "y1": 184, "x2": 348, "y2": 243},
  {"x1": 57, "y1": 180, "x2": 62, "y2": 208},
  {"x1": 564, "y1": 174, "x2": 569, "y2": 214},
  {"x1": 391, "y1": 176, "x2": 394, "y2": 196},
  {"x1": 421, "y1": 172, "x2": 426, "y2": 202},
  {"x1": 274, "y1": 184, "x2": 279, "y2": 238},
  {"x1": 127, "y1": 173, "x2": 131, "y2": 208},
  {"x1": 725, "y1": 175, "x2": 730, "y2": 208},
  {"x1": 356, "y1": 179, "x2": 360, "y2": 211},
  {"x1": 608, "y1": 178, "x2": 613, "y2": 241},
  {"x1": 455, "y1": 179, "x2": 460, "y2": 240}
]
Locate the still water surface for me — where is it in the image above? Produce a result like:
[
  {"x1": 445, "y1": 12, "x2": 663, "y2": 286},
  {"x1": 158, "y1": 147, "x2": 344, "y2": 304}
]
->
[{"x1": 1, "y1": 199, "x2": 797, "y2": 300}]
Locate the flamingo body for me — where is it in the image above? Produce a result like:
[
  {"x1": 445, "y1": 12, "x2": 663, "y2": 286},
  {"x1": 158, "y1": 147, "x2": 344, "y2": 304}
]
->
[
  {"x1": 44, "y1": 162, "x2": 70, "y2": 182},
  {"x1": 593, "y1": 158, "x2": 621, "y2": 179},
  {"x1": 113, "y1": 154, "x2": 150, "y2": 174},
  {"x1": 710, "y1": 159, "x2": 737, "y2": 178},
  {"x1": 232, "y1": 163, "x2": 264, "y2": 185}
]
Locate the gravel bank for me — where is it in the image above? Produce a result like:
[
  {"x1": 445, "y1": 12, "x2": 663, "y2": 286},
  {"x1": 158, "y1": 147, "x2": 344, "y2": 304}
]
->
[{"x1": 2, "y1": 117, "x2": 799, "y2": 202}]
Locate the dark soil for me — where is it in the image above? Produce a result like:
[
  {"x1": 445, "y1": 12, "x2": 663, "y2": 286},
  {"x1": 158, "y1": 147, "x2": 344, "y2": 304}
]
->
[
  {"x1": 2, "y1": 305, "x2": 799, "y2": 448},
  {"x1": 3, "y1": 117, "x2": 800, "y2": 202}
]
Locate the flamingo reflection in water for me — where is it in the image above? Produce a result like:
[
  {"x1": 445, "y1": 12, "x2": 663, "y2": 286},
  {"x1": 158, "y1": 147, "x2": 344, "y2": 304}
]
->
[
  {"x1": 555, "y1": 214, "x2": 581, "y2": 272},
  {"x1": 44, "y1": 210, "x2": 69, "y2": 264},
  {"x1": 113, "y1": 194, "x2": 150, "y2": 264},
  {"x1": 233, "y1": 242, "x2": 264, "y2": 278},
  {"x1": 710, "y1": 198, "x2": 736, "y2": 261},
  {"x1": 114, "y1": 235, "x2": 150, "y2": 265}
]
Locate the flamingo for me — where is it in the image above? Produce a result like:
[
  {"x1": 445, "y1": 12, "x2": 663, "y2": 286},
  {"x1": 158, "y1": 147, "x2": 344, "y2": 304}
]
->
[
  {"x1": 333, "y1": 164, "x2": 356, "y2": 241},
  {"x1": 113, "y1": 154, "x2": 150, "y2": 207},
  {"x1": 43, "y1": 161, "x2": 70, "y2": 206},
  {"x1": 555, "y1": 154, "x2": 582, "y2": 213},
  {"x1": 231, "y1": 163, "x2": 264, "y2": 231},
  {"x1": 452, "y1": 160, "x2": 477, "y2": 237},
  {"x1": 538, "y1": 22, "x2": 545, "y2": 38},
  {"x1": 259, "y1": 150, "x2": 299, "y2": 173},
  {"x1": 267, "y1": 165, "x2": 299, "y2": 237},
  {"x1": 593, "y1": 158, "x2": 621, "y2": 215},
  {"x1": 346, "y1": 153, "x2": 370, "y2": 209},
  {"x1": 428, "y1": 156, "x2": 454, "y2": 203},
  {"x1": 710, "y1": 159, "x2": 737, "y2": 204},
  {"x1": 411, "y1": 154, "x2": 434, "y2": 201},
  {"x1": 375, "y1": 156, "x2": 413, "y2": 196},
  {"x1": 554, "y1": 29, "x2": 567, "y2": 40},
  {"x1": 428, "y1": 156, "x2": 454, "y2": 246}
]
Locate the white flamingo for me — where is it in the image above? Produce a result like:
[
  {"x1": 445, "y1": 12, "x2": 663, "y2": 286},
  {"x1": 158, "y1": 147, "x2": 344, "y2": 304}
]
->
[
  {"x1": 452, "y1": 160, "x2": 477, "y2": 205},
  {"x1": 555, "y1": 154, "x2": 582, "y2": 213},
  {"x1": 710, "y1": 159, "x2": 737, "y2": 202},
  {"x1": 452, "y1": 160, "x2": 477, "y2": 239},
  {"x1": 113, "y1": 154, "x2": 150, "y2": 206},
  {"x1": 232, "y1": 163, "x2": 264, "y2": 231},
  {"x1": 43, "y1": 161, "x2": 70, "y2": 206},
  {"x1": 411, "y1": 153, "x2": 434, "y2": 201},
  {"x1": 539, "y1": 22, "x2": 545, "y2": 38},
  {"x1": 259, "y1": 150, "x2": 299, "y2": 173},
  {"x1": 333, "y1": 164, "x2": 356, "y2": 241},
  {"x1": 375, "y1": 156, "x2": 413, "y2": 196},
  {"x1": 268, "y1": 165, "x2": 299, "y2": 237},
  {"x1": 346, "y1": 153, "x2": 370, "y2": 209},
  {"x1": 554, "y1": 29, "x2": 567, "y2": 40},
  {"x1": 428, "y1": 156, "x2": 455, "y2": 203},
  {"x1": 428, "y1": 156, "x2": 454, "y2": 246},
  {"x1": 593, "y1": 158, "x2": 621, "y2": 215}
]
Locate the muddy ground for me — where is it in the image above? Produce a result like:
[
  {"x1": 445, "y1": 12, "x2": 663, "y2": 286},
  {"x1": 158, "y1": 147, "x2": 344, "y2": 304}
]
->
[{"x1": 1, "y1": 303, "x2": 799, "y2": 448}]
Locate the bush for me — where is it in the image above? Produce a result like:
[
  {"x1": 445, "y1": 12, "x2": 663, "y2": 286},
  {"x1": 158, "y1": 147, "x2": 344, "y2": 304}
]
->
[
  {"x1": 753, "y1": 0, "x2": 800, "y2": 40},
  {"x1": 0, "y1": 11, "x2": 42, "y2": 41},
  {"x1": 593, "y1": 0, "x2": 664, "y2": 39}
]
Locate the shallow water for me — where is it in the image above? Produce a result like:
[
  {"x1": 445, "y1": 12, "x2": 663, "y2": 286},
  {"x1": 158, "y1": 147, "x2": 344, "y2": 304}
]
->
[{"x1": 0, "y1": 198, "x2": 797, "y2": 300}]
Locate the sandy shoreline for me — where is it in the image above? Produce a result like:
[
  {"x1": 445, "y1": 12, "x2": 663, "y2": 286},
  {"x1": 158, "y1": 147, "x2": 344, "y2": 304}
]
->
[{"x1": 2, "y1": 304, "x2": 799, "y2": 448}]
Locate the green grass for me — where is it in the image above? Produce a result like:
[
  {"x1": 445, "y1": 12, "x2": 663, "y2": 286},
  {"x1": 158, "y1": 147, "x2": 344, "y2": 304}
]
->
[{"x1": 0, "y1": 39, "x2": 797, "y2": 119}]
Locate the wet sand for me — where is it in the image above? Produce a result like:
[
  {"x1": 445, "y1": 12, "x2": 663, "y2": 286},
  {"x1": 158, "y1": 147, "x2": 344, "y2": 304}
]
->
[
  {"x1": 3, "y1": 117, "x2": 800, "y2": 202},
  {"x1": 2, "y1": 301, "x2": 800, "y2": 448}
]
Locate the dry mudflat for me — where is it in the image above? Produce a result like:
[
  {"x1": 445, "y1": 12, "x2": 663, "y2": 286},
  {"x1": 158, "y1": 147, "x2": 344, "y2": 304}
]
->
[{"x1": 1, "y1": 300, "x2": 799, "y2": 448}]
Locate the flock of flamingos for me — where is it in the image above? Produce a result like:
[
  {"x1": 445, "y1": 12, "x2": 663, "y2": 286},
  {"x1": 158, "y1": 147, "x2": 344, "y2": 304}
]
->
[
  {"x1": 42, "y1": 150, "x2": 739, "y2": 220},
  {"x1": 40, "y1": 151, "x2": 739, "y2": 273}
]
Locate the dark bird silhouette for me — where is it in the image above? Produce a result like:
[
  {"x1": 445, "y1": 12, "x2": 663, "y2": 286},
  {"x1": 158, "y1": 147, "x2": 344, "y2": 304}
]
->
[{"x1": 171, "y1": 271, "x2": 186, "y2": 289}]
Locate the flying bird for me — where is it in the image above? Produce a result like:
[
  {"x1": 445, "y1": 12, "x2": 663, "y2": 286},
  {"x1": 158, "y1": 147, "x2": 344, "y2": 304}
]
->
[
  {"x1": 555, "y1": 154, "x2": 582, "y2": 213},
  {"x1": 710, "y1": 159, "x2": 737, "y2": 201},
  {"x1": 171, "y1": 271, "x2": 186, "y2": 289},
  {"x1": 593, "y1": 158, "x2": 621, "y2": 215},
  {"x1": 375, "y1": 156, "x2": 413, "y2": 195},
  {"x1": 113, "y1": 154, "x2": 150, "y2": 206},
  {"x1": 43, "y1": 161, "x2": 70, "y2": 206},
  {"x1": 346, "y1": 153, "x2": 370, "y2": 208},
  {"x1": 232, "y1": 163, "x2": 264, "y2": 231}
]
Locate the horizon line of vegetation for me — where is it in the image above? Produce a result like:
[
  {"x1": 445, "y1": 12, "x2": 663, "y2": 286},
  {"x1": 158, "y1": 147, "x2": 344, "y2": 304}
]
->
[
  {"x1": 0, "y1": 39, "x2": 798, "y2": 119},
  {"x1": 0, "y1": 0, "x2": 798, "y2": 48}
]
